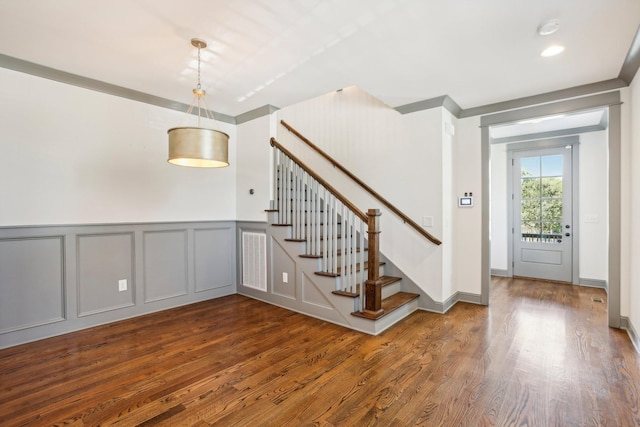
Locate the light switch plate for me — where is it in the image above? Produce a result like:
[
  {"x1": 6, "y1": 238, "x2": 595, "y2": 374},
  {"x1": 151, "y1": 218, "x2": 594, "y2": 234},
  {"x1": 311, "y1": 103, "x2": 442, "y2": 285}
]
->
[
  {"x1": 585, "y1": 214, "x2": 599, "y2": 223},
  {"x1": 422, "y1": 216, "x2": 434, "y2": 227}
]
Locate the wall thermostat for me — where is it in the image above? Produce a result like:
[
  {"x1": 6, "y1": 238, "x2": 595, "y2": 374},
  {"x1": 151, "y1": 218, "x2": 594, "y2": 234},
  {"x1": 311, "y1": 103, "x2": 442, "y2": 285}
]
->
[{"x1": 458, "y1": 192, "x2": 473, "y2": 207}]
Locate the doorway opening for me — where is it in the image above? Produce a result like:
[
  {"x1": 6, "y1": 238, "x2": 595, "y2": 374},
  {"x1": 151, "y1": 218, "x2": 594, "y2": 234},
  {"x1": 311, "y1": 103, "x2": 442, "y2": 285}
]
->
[{"x1": 479, "y1": 91, "x2": 622, "y2": 327}]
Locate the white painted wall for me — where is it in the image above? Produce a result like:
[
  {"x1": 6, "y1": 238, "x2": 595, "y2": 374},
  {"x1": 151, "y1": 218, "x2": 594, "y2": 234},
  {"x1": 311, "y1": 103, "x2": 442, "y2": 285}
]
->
[
  {"x1": 0, "y1": 67, "x2": 237, "y2": 226},
  {"x1": 489, "y1": 143, "x2": 509, "y2": 273},
  {"x1": 578, "y1": 131, "x2": 608, "y2": 282},
  {"x1": 628, "y1": 78, "x2": 640, "y2": 337},
  {"x1": 235, "y1": 115, "x2": 272, "y2": 221},
  {"x1": 276, "y1": 86, "x2": 447, "y2": 301},
  {"x1": 441, "y1": 110, "x2": 455, "y2": 301},
  {"x1": 453, "y1": 116, "x2": 483, "y2": 295}
]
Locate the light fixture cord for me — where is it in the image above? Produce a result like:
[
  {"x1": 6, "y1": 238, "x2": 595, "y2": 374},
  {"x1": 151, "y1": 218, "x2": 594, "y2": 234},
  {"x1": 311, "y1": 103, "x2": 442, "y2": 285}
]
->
[
  {"x1": 183, "y1": 39, "x2": 215, "y2": 127},
  {"x1": 196, "y1": 44, "x2": 202, "y2": 127}
]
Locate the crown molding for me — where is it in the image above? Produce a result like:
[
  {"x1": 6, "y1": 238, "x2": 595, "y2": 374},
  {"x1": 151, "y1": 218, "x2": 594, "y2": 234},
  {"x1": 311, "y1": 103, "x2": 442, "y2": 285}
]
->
[
  {"x1": 619, "y1": 24, "x2": 640, "y2": 85},
  {"x1": 0, "y1": 54, "x2": 236, "y2": 124},
  {"x1": 1, "y1": 50, "x2": 636, "y2": 124}
]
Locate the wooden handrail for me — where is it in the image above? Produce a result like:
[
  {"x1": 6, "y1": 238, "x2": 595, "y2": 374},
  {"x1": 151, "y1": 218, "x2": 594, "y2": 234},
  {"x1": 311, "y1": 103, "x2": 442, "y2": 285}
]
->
[
  {"x1": 270, "y1": 137, "x2": 368, "y2": 222},
  {"x1": 280, "y1": 120, "x2": 442, "y2": 245}
]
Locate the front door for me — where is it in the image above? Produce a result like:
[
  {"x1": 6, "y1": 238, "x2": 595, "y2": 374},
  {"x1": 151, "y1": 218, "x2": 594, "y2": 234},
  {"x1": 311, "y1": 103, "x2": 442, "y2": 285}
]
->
[{"x1": 512, "y1": 146, "x2": 573, "y2": 282}]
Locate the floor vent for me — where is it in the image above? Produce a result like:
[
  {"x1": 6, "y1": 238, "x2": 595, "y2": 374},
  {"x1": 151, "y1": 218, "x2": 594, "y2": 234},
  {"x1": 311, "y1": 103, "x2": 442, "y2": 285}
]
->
[
  {"x1": 591, "y1": 297, "x2": 605, "y2": 303},
  {"x1": 242, "y1": 232, "x2": 267, "y2": 292}
]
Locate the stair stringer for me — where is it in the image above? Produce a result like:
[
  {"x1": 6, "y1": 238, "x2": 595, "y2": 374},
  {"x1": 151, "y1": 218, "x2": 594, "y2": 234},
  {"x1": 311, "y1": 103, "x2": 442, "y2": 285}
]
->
[{"x1": 254, "y1": 215, "x2": 422, "y2": 335}]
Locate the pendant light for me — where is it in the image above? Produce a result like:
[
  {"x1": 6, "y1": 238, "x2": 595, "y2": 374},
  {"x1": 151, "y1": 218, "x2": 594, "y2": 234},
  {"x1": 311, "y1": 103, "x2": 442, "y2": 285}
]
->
[{"x1": 167, "y1": 38, "x2": 229, "y2": 168}]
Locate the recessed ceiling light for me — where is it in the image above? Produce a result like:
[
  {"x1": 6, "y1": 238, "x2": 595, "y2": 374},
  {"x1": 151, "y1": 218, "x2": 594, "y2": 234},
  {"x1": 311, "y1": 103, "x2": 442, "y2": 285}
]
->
[
  {"x1": 541, "y1": 45, "x2": 565, "y2": 57},
  {"x1": 537, "y1": 19, "x2": 560, "y2": 36}
]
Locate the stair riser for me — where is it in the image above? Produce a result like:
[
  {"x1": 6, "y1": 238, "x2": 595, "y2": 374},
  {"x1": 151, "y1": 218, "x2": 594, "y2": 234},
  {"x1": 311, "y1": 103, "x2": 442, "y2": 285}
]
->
[
  {"x1": 382, "y1": 282, "x2": 401, "y2": 300},
  {"x1": 371, "y1": 299, "x2": 419, "y2": 335}
]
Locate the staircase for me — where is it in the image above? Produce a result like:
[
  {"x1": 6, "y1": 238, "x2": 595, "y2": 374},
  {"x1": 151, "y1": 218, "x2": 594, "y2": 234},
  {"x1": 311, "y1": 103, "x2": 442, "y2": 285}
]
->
[{"x1": 265, "y1": 137, "x2": 422, "y2": 335}]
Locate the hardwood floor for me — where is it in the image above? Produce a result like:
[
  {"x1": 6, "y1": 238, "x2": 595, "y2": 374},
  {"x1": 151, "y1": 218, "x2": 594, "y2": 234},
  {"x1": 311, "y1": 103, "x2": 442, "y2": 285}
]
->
[{"x1": 1, "y1": 277, "x2": 639, "y2": 426}]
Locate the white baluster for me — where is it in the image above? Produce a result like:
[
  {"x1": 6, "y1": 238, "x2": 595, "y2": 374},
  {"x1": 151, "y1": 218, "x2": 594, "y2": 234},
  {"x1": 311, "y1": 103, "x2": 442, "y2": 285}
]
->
[
  {"x1": 315, "y1": 180, "x2": 321, "y2": 257},
  {"x1": 278, "y1": 151, "x2": 284, "y2": 223},
  {"x1": 340, "y1": 204, "x2": 346, "y2": 291},
  {"x1": 294, "y1": 163, "x2": 300, "y2": 239},
  {"x1": 332, "y1": 197, "x2": 338, "y2": 273},
  {"x1": 359, "y1": 220, "x2": 365, "y2": 312},
  {"x1": 322, "y1": 187, "x2": 328, "y2": 273}
]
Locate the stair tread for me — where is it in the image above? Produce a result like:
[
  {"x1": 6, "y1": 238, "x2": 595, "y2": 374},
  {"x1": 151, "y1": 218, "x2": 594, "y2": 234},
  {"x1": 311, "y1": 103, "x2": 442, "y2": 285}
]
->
[
  {"x1": 275, "y1": 228, "x2": 347, "y2": 240},
  {"x1": 332, "y1": 285, "x2": 360, "y2": 297},
  {"x1": 331, "y1": 276, "x2": 402, "y2": 298},
  {"x1": 299, "y1": 254, "x2": 323, "y2": 259},
  {"x1": 378, "y1": 275, "x2": 402, "y2": 287},
  {"x1": 300, "y1": 247, "x2": 366, "y2": 259},
  {"x1": 351, "y1": 292, "x2": 419, "y2": 320},
  {"x1": 266, "y1": 208, "x2": 326, "y2": 213}
]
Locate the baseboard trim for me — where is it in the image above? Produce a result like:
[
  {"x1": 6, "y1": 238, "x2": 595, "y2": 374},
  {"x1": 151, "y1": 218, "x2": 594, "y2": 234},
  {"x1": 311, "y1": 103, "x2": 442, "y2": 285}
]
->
[
  {"x1": 578, "y1": 278, "x2": 607, "y2": 290},
  {"x1": 431, "y1": 291, "x2": 484, "y2": 315},
  {"x1": 442, "y1": 293, "x2": 457, "y2": 313},
  {"x1": 621, "y1": 317, "x2": 640, "y2": 354},
  {"x1": 490, "y1": 269, "x2": 509, "y2": 277},
  {"x1": 457, "y1": 291, "x2": 483, "y2": 305}
]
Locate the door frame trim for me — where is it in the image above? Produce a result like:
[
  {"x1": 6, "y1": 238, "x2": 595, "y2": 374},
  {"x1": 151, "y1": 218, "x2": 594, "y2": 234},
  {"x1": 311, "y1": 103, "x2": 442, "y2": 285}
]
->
[
  {"x1": 480, "y1": 90, "x2": 621, "y2": 328},
  {"x1": 506, "y1": 137, "x2": 580, "y2": 284}
]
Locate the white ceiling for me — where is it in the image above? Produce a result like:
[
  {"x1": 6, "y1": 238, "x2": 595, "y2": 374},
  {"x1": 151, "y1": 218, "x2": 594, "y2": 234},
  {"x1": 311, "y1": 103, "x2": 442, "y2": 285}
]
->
[{"x1": 0, "y1": 0, "x2": 639, "y2": 117}]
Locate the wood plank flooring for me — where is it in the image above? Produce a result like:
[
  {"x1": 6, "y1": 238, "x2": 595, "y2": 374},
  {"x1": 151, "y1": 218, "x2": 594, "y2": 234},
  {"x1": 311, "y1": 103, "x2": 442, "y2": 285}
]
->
[{"x1": 1, "y1": 277, "x2": 639, "y2": 426}]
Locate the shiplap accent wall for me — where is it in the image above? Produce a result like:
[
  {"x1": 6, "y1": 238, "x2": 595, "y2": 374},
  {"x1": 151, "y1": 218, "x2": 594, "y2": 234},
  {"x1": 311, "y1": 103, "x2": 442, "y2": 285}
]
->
[
  {"x1": 0, "y1": 221, "x2": 236, "y2": 349},
  {"x1": 276, "y1": 86, "x2": 449, "y2": 302}
]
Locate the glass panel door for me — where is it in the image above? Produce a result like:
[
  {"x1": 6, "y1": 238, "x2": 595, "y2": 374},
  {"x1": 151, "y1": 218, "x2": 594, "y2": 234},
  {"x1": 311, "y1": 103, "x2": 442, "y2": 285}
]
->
[{"x1": 512, "y1": 146, "x2": 572, "y2": 282}]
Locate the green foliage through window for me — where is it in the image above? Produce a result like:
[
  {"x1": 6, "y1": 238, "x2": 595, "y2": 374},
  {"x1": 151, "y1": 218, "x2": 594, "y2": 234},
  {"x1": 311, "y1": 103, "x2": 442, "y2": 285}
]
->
[{"x1": 520, "y1": 155, "x2": 563, "y2": 243}]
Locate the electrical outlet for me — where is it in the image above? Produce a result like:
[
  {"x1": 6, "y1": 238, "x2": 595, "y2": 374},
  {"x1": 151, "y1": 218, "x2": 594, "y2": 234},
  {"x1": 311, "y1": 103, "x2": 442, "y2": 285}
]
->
[
  {"x1": 282, "y1": 272, "x2": 288, "y2": 283},
  {"x1": 118, "y1": 279, "x2": 127, "y2": 292}
]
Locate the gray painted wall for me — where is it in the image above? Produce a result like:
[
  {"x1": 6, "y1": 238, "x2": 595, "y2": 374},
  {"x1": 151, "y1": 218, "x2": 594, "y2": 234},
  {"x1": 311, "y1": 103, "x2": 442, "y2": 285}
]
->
[{"x1": 0, "y1": 221, "x2": 236, "y2": 349}]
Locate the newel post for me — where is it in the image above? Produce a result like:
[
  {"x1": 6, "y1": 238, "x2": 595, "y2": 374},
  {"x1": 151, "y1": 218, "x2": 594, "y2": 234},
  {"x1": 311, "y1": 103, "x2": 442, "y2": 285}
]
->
[{"x1": 364, "y1": 209, "x2": 383, "y2": 315}]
